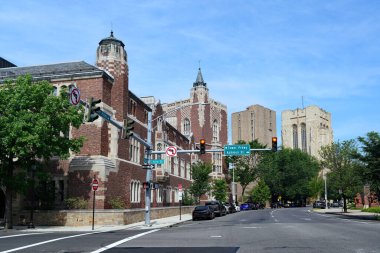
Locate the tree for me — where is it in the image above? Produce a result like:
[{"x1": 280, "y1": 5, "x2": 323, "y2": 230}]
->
[
  {"x1": 319, "y1": 140, "x2": 363, "y2": 212},
  {"x1": 356, "y1": 132, "x2": 380, "y2": 195},
  {"x1": 0, "y1": 75, "x2": 84, "y2": 229},
  {"x1": 259, "y1": 148, "x2": 320, "y2": 205},
  {"x1": 231, "y1": 140, "x2": 266, "y2": 202},
  {"x1": 250, "y1": 179, "x2": 270, "y2": 206},
  {"x1": 189, "y1": 161, "x2": 212, "y2": 204},
  {"x1": 212, "y1": 179, "x2": 228, "y2": 203},
  {"x1": 309, "y1": 176, "x2": 324, "y2": 200}
]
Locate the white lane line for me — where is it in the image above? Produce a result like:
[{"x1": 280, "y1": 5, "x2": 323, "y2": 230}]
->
[
  {"x1": 90, "y1": 229, "x2": 159, "y2": 253},
  {"x1": 0, "y1": 233, "x2": 49, "y2": 239},
  {"x1": 0, "y1": 231, "x2": 103, "y2": 253},
  {"x1": 243, "y1": 227, "x2": 263, "y2": 229},
  {"x1": 210, "y1": 235, "x2": 222, "y2": 238},
  {"x1": 301, "y1": 218, "x2": 312, "y2": 221}
]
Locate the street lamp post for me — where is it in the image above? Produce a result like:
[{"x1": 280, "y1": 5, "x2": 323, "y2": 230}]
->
[{"x1": 324, "y1": 169, "x2": 328, "y2": 209}]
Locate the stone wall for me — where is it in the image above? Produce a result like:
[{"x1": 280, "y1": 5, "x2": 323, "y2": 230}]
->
[{"x1": 17, "y1": 206, "x2": 194, "y2": 226}]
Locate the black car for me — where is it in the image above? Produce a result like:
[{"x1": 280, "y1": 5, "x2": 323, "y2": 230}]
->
[
  {"x1": 205, "y1": 200, "x2": 226, "y2": 217},
  {"x1": 192, "y1": 205, "x2": 215, "y2": 221}
]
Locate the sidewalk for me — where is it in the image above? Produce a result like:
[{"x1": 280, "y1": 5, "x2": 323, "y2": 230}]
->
[
  {"x1": 3, "y1": 214, "x2": 193, "y2": 232},
  {"x1": 313, "y1": 207, "x2": 380, "y2": 221}
]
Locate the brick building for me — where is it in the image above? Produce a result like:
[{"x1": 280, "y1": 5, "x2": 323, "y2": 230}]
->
[
  {"x1": 162, "y1": 68, "x2": 228, "y2": 180},
  {"x1": 0, "y1": 32, "x2": 194, "y2": 216}
]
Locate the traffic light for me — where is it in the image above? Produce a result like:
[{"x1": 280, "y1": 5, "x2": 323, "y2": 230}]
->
[
  {"x1": 272, "y1": 137, "x2": 278, "y2": 152},
  {"x1": 86, "y1": 97, "x2": 101, "y2": 122},
  {"x1": 200, "y1": 139, "x2": 206, "y2": 154},
  {"x1": 143, "y1": 182, "x2": 150, "y2": 189},
  {"x1": 122, "y1": 118, "x2": 135, "y2": 139}
]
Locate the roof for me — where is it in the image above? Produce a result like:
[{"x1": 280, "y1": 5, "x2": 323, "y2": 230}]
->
[
  {"x1": 99, "y1": 31, "x2": 125, "y2": 47},
  {"x1": 0, "y1": 61, "x2": 114, "y2": 84},
  {"x1": 193, "y1": 68, "x2": 207, "y2": 87},
  {"x1": 0, "y1": 57, "x2": 16, "y2": 68}
]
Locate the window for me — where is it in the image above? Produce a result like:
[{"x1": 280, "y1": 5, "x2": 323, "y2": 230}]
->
[
  {"x1": 180, "y1": 159, "x2": 185, "y2": 178},
  {"x1": 301, "y1": 123, "x2": 307, "y2": 152},
  {"x1": 293, "y1": 124, "x2": 298, "y2": 149},
  {"x1": 156, "y1": 188, "x2": 162, "y2": 203},
  {"x1": 213, "y1": 120, "x2": 219, "y2": 142},
  {"x1": 173, "y1": 157, "x2": 179, "y2": 176},
  {"x1": 186, "y1": 163, "x2": 191, "y2": 179},
  {"x1": 129, "y1": 139, "x2": 140, "y2": 163},
  {"x1": 130, "y1": 181, "x2": 141, "y2": 203},
  {"x1": 166, "y1": 187, "x2": 172, "y2": 203},
  {"x1": 183, "y1": 118, "x2": 190, "y2": 135},
  {"x1": 174, "y1": 188, "x2": 179, "y2": 202}
]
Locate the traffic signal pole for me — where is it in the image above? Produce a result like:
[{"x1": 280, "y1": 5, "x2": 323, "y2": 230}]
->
[{"x1": 145, "y1": 110, "x2": 153, "y2": 226}]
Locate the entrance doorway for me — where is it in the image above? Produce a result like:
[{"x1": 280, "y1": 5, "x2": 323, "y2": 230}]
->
[{"x1": 0, "y1": 189, "x2": 5, "y2": 220}]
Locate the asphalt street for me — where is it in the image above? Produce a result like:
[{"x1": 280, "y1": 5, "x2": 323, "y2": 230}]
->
[{"x1": 1, "y1": 207, "x2": 379, "y2": 253}]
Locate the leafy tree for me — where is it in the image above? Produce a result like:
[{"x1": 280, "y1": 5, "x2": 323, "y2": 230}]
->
[
  {"x1": 319, "y1": 140, "x2": 363, "y2": 212},
  {"x1": 230, "y1": 140, "x2": 267, "y2": 202},
  {"x1": 309, "y1": 176, "x2": 324, "y2": 200},
  {"x1": 259, "y1": 148, "x2": 320, "y2": 205},
  {"x1": 212, "y1": 179, "x2": 228, "y2": 203},
  {"x1": 250, "y1": 179, "x2": 270, "y2": 206},
  {"x1": 356, "y1": 132, "x2": 380, "y2": 195},
  {"x1": 0, "y1": 75, "x2": 84, "y2": 228},
  {"x1": 189, "y1": 161, "x2": 212, "y2": 204}
]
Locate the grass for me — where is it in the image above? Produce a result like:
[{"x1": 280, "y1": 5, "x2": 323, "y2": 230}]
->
[{"x1": 361, "y1": 207, "x2": 380, "y2": 213}]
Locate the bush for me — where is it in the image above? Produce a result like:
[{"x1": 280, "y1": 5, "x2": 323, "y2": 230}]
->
[
  {"x1": 182, "y1": 190, "x2": 195, "y2": 206},
  {"x1": 362, "y1": 207, "x2": 380, "y2": 213},
  {"x1": 65, "y1": 197, "x2": 88, "y2": 209},
  {"x1": 107, "y1": 197, "x2": 125, "y2": 209}
]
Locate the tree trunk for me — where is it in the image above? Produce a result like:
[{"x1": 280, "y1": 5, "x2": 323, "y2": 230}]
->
[
  {"x1": 5, "y1": 161, "x2": 13, "y2": 229},
  {"x1": 342, "y1": 194, "x2": 347, "y2": 213},
  {"x1": 241, "y1": 185, "x2": 247, "y2": 203}
]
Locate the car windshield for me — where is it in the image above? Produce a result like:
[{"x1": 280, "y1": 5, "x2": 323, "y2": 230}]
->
[{"x1": 194, "y1": 206, "x2": 208, "y2": 211}]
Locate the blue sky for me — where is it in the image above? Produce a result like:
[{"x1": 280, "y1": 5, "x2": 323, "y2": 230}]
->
[{"x1": 1, "y1": 0, "x2": 379, "y2": 143}]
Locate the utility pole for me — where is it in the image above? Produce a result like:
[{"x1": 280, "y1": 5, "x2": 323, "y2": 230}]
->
[{"x1": 145, "y1": 110, "x2": 153, "y2": 226}]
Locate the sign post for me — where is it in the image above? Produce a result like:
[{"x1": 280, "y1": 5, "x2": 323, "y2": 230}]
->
[
  {"x1": 92, "y1": 178, "x2": 99, "y2": 230},
  {"x1": 178, "y1": 184, "x2": 182, "y2": 220}
]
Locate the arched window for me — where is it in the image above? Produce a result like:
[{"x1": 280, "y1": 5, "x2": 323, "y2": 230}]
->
[
  {"x1": 292, "y1": 124, "x2": 298, "y2": 149},
  {"x1": 183, "y1": 118, "x2": 190, "y2": 135},
  {"x1": 301, "y1": 123, "x2": 307, "y2": 152},
  {"x1": 213, "y1": 120, "x2": 219, "y2": 142}
]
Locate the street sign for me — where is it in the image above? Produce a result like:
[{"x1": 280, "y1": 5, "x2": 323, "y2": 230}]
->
[
  {"x1": 92, "y1": 178, "x2": 99, "y2": 191},
  {"x1": 69, "y1": 88, "x2": 80, "y2": 105},
  {"x1": 224, "y1": 144, "x2": 250, "y2": 156},
  {"x1": 145, "y1": 159, "x2": 165, "y2": 164},
  {"x1": 178, "y1": 191, "x2": 183, "y2": 201},
  {"x1": 166, "y1": 146, "x2": 177, "y2": 157},
  {"x1": 178, "y1": 183, "x2": 182, "y2": 192}
]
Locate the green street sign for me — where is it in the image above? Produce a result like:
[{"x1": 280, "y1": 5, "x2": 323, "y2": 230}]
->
[
  {"x1": 144, "y1": 159, "x2": 165, "y2": 165},
  {"x1": 224, "y1": 144, "x2": 250, "y2": 156}
]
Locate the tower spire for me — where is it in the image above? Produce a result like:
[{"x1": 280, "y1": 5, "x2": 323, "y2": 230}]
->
[{"x1": 193, "y1": 67, "x2": 206, "y2": 87}]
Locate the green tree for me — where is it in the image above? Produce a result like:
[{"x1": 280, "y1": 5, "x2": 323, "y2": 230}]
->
[
  {"x1": 319, "y1": 140, "x2": 363, "y2": 212},
  {"x1": 189, "y1": 161, "x2": 212, "y2": 204},
  {"x1": 309, "y1": 176, "x2": 324, "y2": 200},
  {"x1": 212, "y1": 179, "x2": 228, "y2": 203},
  {"x1": 356, "y1": 132, "x2": 380, "y2": 195},
  {"x1": 250, "y1": 179, "x2": 271, "y2": 206},
  {"x1": 231, "y1": 140, "x2": 267, "y2": 202},
  {"x1": 259, "y1": 148, "x2": 320, "y2": 205},
  {"x1": 0, "y1": 75, "x2": 84, "y2": 228}
]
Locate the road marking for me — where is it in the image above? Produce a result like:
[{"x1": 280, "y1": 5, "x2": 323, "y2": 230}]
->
[
  {"x1": 210, "y1": 235, "x2": 222, "y2": 238},
  {"x1": 243, "y1": 227, "x2": 263, "y2": 229},
  {"x1": 0, "y1": 233, "x2": 49, "y2": 239},
  {"x1": 0, "y1": 231, "x2": 103, "y2": 253},
  {"x1": 90, "y1": 229, "x2": 159, "y2": 253},
  {"x1": 301, "y1": 218, "x2": 312, "y2": 221}
]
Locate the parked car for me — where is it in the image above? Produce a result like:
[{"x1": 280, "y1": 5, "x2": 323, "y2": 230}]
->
[
  {"x1": 225, "y1": 203, "x2": 237, "y2": 213},
  {"x1": 331, "y1": 201, "x2": 340, "y2": 208},
  {"x1": 240, "y1": 202, "x2": 251, "y2": 211},
  {"x1": 313, "y1": 201, "x2": 326, "y2": 209},
  {"x1": 234, "y1": 203, "x2": 240, "y2": 212},
  {"x1": 192, "y1": 205, "x2": 215, "y2": 221},
  {"x1": 205, "y1": 200, "x2": 226, "y2": 217}
]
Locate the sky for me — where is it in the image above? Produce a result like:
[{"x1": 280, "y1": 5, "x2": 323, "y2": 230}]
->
[{"x1": 1, "y1": 0, "x2": 379, "y2": 144}]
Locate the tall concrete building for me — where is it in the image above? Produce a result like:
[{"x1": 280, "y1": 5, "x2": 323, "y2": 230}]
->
[
  {"x1": 231, "y1": 105, "x2": 276, "y2": 147},
  {"x1": 281, "y1": 105, "x2": 333, "y2": 159}
]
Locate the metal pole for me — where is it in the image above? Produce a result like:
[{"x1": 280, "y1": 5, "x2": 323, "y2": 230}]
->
[
  {"x1": 92, "y1": 190, "x2": 95, "y2": 230},
  {"x1": 180, "y1": 200, "x2": 182, "y2": 220},
  {"x1": 145, "y1": 111, "x2": 153, "y2": 226},
  {"x1": 324, "y1": 169, "x2": 328, "y2": 209}
]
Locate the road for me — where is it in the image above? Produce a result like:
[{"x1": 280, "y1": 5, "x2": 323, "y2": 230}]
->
[{"x1": 1, "y1": 207, "x2": 379, "y2": 253}]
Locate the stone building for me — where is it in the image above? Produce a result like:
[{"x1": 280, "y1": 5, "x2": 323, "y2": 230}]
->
[
  {"x1": 231, "y1": 104, "x2": 277, "y2": 147},
  {"x1": 281, "y1": 105, "x2": 333, "y2": 159},
  {"x1": 162, "y1": 68, "x2": 228, "y2": 180},
  {"x1": 0, "y1": 32, "x2": 195, "y2": 219}
]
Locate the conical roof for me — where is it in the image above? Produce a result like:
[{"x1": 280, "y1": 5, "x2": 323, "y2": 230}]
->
[{"x1": 193, "y1": 68, "x2": 207, "y2": 87}]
